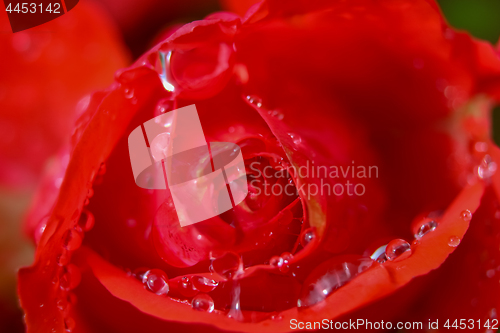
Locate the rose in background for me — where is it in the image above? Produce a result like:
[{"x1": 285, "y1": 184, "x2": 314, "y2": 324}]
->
[
  {"x1": 0, "y1": 1, "x2": 129, "y2": 331},
  {"x1": 14, "y1": 1, "x2": 500, "y2": 333}
]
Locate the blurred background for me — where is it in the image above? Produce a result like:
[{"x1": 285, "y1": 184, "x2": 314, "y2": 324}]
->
[{"x1": 0, "y1": 0, "x2": 499, "y2": 332}]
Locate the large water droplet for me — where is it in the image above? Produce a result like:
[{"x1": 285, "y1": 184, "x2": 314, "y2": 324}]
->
[
  {"x1": 34, "y1": 216, "x2": 49, "y2": 245},
  {"x1": 154, "y1": 98, "x2": 177, "y2": 117},
  {"x1": 124, "y1": 87, "x2": 134, "y2": 99},
  {"x1": 178, "y1": 276, "x2": 198, "y2": 297},
  {"x1": 62, "y1": 229, "x2": 82, "y2": 251},
  {"x1": 300, "y1": 228, "x2": 316, "y2": 247},
  {"x1": 414, "y1": 219, "x2": 437, "y2": 239},
  {"x1": 246, "y1": 95, "x2": 262, "y2": 108},
  {"x1": 77, "y1": 209, "x2": 95, "y2": 232},
  {"x1": 268, "y1": 110, "x2": 284, "y2": 120},
  {"x1": 158, "y1": 51, "x2": 175, "y2": 92},
  {"x1": 57, "y1": 249, "x2": 71, "y2": 267},
  {"x1": 143, "y1": 269, "x2": 169, "y2": 295},
  {"x1": 298, "y1": 256, "x2": 373, "y2": 307},
  {"x1": 132, "y1": 267, "x2": 149, "y2": 282},
  {"x1": 461, "y1": 209, "x2": 472, "y2": 222},
  {"x1": 385, "y1": 239, "x2": 412, "y2": 262},
  {"x1": 210, "y1": 252, "x2": 242, "y2": 280},
  {"x1": 150, "y1": 132, "x2": 171, "y2": 162},
  {"x1": 59, "y1": 264, "x2": 81, "y2": 291},
  {"x1": 478, "y1": 155, "x2": 497, "y2": 179},
  {"x1": 64, "y1": 317, "x2": 75, "y2": 332},
  {"x1": 448, "y1": 236, "x2": 461, "y2": 247},
  {"x1": 191, "y1": 293, "x2": 215, "y2": 313},
  {"x1": 288, "y1": 133, "x2": 302, "y2": 145},
  {"x1": 192, "y1": 276, "x2": 218, "y2": 293},
  {"x1": 370, "y1": 245, "x2": 387, "y2": 263}
]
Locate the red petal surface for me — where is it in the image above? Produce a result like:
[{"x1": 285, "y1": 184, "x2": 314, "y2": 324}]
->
[{"x1": 0, "y1": 0, "x2": 128, "y2": 188}]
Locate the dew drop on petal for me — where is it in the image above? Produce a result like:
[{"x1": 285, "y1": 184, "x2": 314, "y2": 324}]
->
[
  {"x1": 298, "y1": 256, "x2": 373, "y2": 307},
  {"x1": 191, "y1": 293, "x2": 215, "y2": 313},
  {"x1": 34, "y1": 216, "x2": 49, "y2": 245},
  {"x1": 370, "y1": 245, "x2": 387, "y2": 263},
  {"x1": 448, "y1": 236, "x2": 461, "y2": 247},
  {"x1": 210, "y1": 252, "x2": 242, "y2": 280},
  {"x1": 77, "y1": 209, "x2": 95, "y2": 232},
  {"x1": 178, "y1": 276, "x2": 198, "y2": 297},
  {"x1": 269, "y1": 256, "x2": 284, "y2": 268},
  {"x1": 268, "y1": 110, "x2": 284, "y2": 120},
  {"x1": 64, "y1": 317, "x2": 75, "y2": 332},
  {"x1": 56, "y1": 249, "x2": 71, "y2": 267},
  {"x1": 56, "y1": 297, "x2": 71, "y2": 316},
  {"x1": 281, "y1": 252, "x2": 293, "y2": 265},
  {"x1": 62, "y1": 229, "x2": 82, "y2": 251},
  {"x1": 288, "y1": 133, "x2": 302, "y2": 145},
  {"x1": 143, "y1": 269, "x2": 169, "y2": 295},
  {"x1": 300, "y1": 228, "x2": 316, "y2": 247},
  {"x1": 132, "y1": 267, "x2": 149, "y2": 282},
  {"x1": 124, "y1": 87, "x2": 134, "y2": 99},
  {"x1": 477, "y1": 155, "x2": 497, "y2": 179},
  {"x1": 385, "y1": 239, "x2": 412, "y2": 262},
  {"x1": 271, "y1": 312, "x2": 283, "y2": 321},
  {"x1": 461, "y1": 209, "x2": 472, "y2": 222},
  {"x1": 414, "y1": 219, "x2": 438, "y2": 239},
  {"x1": 246, "y1": 95, "x2": 262, "y2": 108},
  {"x1": 192, "y1": 276, "x2": 218, "y2": 293},
  {"x1": 59, "y1": 264, "x2": 81, "y2": 291}
]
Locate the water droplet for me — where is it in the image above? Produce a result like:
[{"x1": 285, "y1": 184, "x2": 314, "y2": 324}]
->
[
  {"x1": 385, "y1": 239, "x2": 412, "y2": 262},
  {"x1": 300, "y1": 228, "x2": 316, "y2": 247},
  {"x1": 132, "y1": 267, "x2": 149, "y2": 282},
  {"x1": 448, "y1": 236, "x2": 461, "y2": 247},
  {"x1": 59, "y1": 264, "x2": 81, "y2": 291},
  {"x1": 271, "y1": 312, "x2": 283, "y2": 321},
  {"x1": 34, "y1": 216, "x2": 49, "y2": 245},
  {"x1": 281, "y1": 252, "x2": 293, "y2": 264},
  {"x1": 124, "y1": 87, "x2": 134, "y2": 99},
  {"x1": 87, "y1": 188, "x2": 94, "y2": 198},
  {"x1": 269, "y1": 256, "x2": 284, "y2": 268},
  {"x1": 414, "y1": 219, "x2": 438, "y2": 239},
  {"x1": 57, "y1": 249, "x2": 71, "y2": 267},
  {"x1": 288, "y1": 133, "x2": 302, "y2": 145},
  {"x1": 191, "y1": 293, "x2": 214, "y2": 313},
  {"x1": 298, "y1": 256, "x2": 373, "y2": 307},
  {"x1": 143, "y1": 269, "x2": 169, "y2": 295},
  {"x1": 461, "y1": 209, "x2": 472, "y2": 222},
  {"x1": 192, "y1": 276, "x2": 218, "y2": 293},
  {"x1": 246, "y1": 95, "x2": 262, "y2": 108},
  {"x1": 64, "y1": 317, "x2": 75, "y2": 332},
  {"x1": 77, "y1": 210, "x2": 95, "y2": 232},
  {"x1": 486, "y1": 269, "x2": 496, "y2": 278},
  {"x1": 268, "y1": 110, "x2": 284, "y2": 120},
  {"x1": 370, "y1": 245, "x2": 387, "y2": 263},
  {"x1": 475, "y1": 141, "x2": 488, "y2": 152},
  {"x1": 62, "y1": 229, "x2": 82, "y2": 251},
  {"x1": 56, "y1": 297, "x2": 71, "y2": 316},
  {"x1": 210, "y1": 252, "x2": 242, "y2": 280},
  {"x1": 158, "y1": 51, "x2": 175, "y2": 92},
  {"x1": 154, "y1": 98, "x2": 176, "y2": 117},
  {"x1": 477, "y1": 155, "x2": 497, "y2": 179},
  {"x1": 178, "y1": 276, "x2": 198, "y2": 297}
]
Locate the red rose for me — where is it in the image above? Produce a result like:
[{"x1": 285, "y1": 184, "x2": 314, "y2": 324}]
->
[{"x1": 18, "y1": 0, "x2": 500, "y2": 332}]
